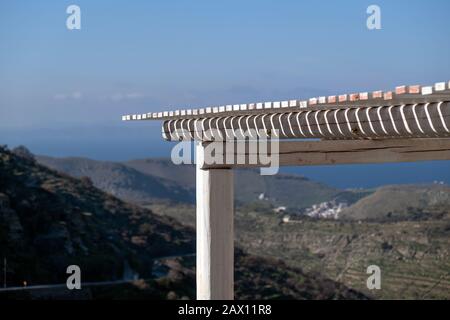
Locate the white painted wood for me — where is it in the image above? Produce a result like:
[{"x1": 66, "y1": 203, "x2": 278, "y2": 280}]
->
[
  {"x1": 161, "y1": 102, "x2": 450, "y2": 141},
  {"x1": 201, "y1": 138, "x2": 450, "y2": 169},
  {"x1": 123, "y1": 80, "x2": 450, "y2": 121},
  {"x1": 196, "y1": 143, "x2": 234, "y2": 300}
]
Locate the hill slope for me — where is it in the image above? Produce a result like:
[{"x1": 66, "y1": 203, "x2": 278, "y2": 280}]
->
[
  {"x1": 1, "y1": 147, "x2": 195, "y2": 286},
  {"x1": 125, "y1": 158, "x2": 350, "y2": 207},
  {"x1": 340, "y1": 184, "x2": 450, "y2": 221},
  {"x1": 1, "y1": 146, "x2": 366, "y2": 299},
  {"x1": 38, "y1": 155, "x2": 356, "y2": 209},
  {"x1": 37, "y1": 155, "x2": 194, "y2": 204}
]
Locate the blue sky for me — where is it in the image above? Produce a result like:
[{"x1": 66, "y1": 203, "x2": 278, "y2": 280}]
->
[{"x1": 1, "y1": 0, "x2": 449, "y2": 188}]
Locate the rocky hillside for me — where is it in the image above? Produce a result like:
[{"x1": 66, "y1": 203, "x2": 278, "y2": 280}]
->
[
  {"x1": 0, "y1": 146, "x2": 195, "y2": 286},
  {"x1": 1, "y1": 250, "x2": 367, "y2": 300},
  {"x1": 1, "y1": 146, "x2": 367, "y2": 299}
]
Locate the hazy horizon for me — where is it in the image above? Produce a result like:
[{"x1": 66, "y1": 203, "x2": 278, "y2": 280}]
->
[{"x1": 2, "y1": 0, "x2": 450, "y2": 189}]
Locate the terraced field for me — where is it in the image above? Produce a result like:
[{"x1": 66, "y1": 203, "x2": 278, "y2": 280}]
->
[
  {"x1": 149, "y1": 202, "x2": 450, "y2": 299},
  {"x1": 241, "y1": 213, "x2": 450, "y2": 299}
]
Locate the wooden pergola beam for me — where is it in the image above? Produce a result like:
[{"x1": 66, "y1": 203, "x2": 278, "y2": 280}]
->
[
  {"x1": 201, "y1": 138, "x2": 450, "y2": 169},
  {"x1": 196, "y1": 144, "x2": 234, "y2": 300},
  {"x1": 161, "y1": 102, "x2": 450, "y2": 142}
]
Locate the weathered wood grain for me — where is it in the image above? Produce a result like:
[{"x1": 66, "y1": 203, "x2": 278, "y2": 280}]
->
[
  {"x1": 196, "y1": 144, "x2": 234, "y2": 300},
  {"x1": 201, "y1": 138, "x2": 450, "y2": 169}
]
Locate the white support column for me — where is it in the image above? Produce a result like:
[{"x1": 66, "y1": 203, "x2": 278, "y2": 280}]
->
[{"x1": 196, "y1": 143, "x2": 234, "y2": 300}]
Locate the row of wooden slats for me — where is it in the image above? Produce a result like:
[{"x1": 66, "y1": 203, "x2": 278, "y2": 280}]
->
[
  {"x1": 161, "y1": 101, "x2": 450, "y2": 141},
  {"x1": 122, "y1": 81, "x2": 450, "y2": 122}
]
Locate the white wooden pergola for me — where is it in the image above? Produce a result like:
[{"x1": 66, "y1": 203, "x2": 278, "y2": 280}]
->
[{"x1": 123, "y1": 81, "x2": 450, "y2": 300}]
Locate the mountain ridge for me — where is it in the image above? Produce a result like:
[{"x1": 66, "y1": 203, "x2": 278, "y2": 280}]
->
[{"x1": 37, "y1": 154, "x2": 362, "y2": 209}]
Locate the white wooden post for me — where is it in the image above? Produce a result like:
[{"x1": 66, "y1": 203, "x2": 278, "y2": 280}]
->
[{"x1": 196, "y1": 143, "x2": 234, "y2": 300}]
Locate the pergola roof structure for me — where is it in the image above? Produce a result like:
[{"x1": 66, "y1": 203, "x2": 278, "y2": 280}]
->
[
  {"x1": 123, "y1": 81, "x2": 450, "y2": 143},
  {"x1": 123, "y1": 81, "x2": 450, "y2": 300}
]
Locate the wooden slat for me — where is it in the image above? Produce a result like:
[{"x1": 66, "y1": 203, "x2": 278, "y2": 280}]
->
[{"x1": 201, "y1": 138, "x2": 450, "y2": 169}]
